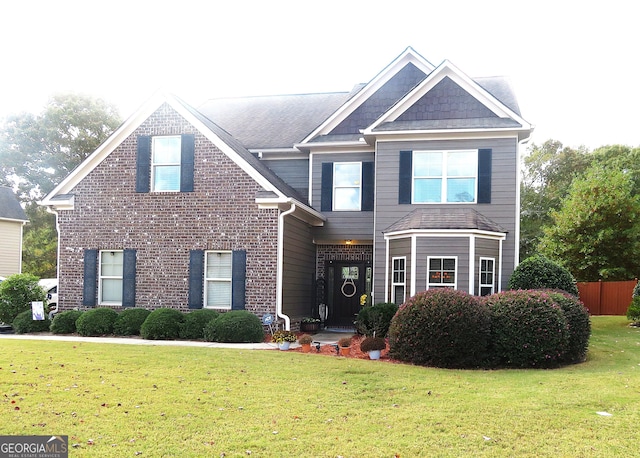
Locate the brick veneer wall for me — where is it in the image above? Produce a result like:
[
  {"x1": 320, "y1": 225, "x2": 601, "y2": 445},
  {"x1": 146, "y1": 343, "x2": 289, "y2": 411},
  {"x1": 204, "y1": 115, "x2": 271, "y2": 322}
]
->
[
  {"x1": 315, "y1": 244, "x2": 373, "y2": 280},
  {"x1": 56, "y1": 103, "x2": 279, "y2": 316}
]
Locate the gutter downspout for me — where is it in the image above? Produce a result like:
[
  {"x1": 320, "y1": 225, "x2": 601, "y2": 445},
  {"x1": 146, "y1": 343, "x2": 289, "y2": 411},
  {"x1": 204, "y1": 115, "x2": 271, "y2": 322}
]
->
[{"x1": 276, "y1": 202, "x2": 296, "y2": 330}]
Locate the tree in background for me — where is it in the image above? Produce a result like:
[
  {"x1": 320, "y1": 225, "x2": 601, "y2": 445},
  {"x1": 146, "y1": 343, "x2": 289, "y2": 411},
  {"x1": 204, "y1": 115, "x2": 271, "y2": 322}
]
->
[
  {"x1": 0, "y1": 93, "x2": 121, "y2": 275},
  {"x1": 539, "y1": 165, "x2": 640, "y2": 281}
]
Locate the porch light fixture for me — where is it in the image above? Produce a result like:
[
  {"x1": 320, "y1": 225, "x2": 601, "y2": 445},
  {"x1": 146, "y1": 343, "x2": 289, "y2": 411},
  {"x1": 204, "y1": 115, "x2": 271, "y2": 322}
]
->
[{"x1": 345, "y1": 239, "x2": 353, "y2": 245}]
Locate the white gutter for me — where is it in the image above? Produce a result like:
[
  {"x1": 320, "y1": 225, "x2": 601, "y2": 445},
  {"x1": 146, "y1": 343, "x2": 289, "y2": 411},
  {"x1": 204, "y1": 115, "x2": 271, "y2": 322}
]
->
[{"x1": 276, "y1": 203, "x2": 296, "y2": 330}]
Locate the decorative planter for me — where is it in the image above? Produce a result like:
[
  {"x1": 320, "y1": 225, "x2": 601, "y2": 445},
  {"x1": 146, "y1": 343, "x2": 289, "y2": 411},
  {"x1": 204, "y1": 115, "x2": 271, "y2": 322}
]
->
[
  {"x1": 300, "y1": 322, "x2": 320, "y2": 333},
  {"x1": 301, "y1": 343, "x2": 312, "y2": 353},
  {"x1": 368, "y1": 350, "x2": 381, "y2": 360},
  {"x1": 339, "y1": 346, "x2": 350, "y2": 356},
  {"x1": 278, "y1": 341, "x2": 291, "y2": 351}
]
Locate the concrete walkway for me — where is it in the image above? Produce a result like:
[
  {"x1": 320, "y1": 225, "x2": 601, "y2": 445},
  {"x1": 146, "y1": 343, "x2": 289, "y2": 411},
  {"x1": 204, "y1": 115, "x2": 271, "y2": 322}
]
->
[{"x1": 0, "y1": 330, "x2": 356, "y2": 350}]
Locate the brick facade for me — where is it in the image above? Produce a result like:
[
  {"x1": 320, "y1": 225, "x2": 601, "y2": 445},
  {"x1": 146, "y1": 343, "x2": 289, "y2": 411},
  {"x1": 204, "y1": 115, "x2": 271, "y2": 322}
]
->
[
  {"x1": 315, "y1": 244, "x2": 373, "y2": 281},
  {"x1": 56, "y1": 103, "x2": 279, "y2": 315}
]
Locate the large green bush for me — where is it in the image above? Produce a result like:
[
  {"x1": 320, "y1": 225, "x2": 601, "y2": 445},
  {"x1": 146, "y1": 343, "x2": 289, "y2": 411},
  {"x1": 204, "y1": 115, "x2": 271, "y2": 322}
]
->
[
  {"x1": 544, "y1": 290, "x2": 591, "y2": 363},
  {"x1": 12, "y1": 310, "x2": 51, "y2": 333},
  {"x1": 179, "y1": 309, "x2": 220, "y2": 340},
  {"x1": 626, "y1": 296, "x2": 640, "y2": 325},
  {"x1": 140, "y1": 308, "x2": 185, "y2": 340},
  {"x1": 203, "y1": 310, "x2": 264, "y2": 343},
  {"x1": 50, "y1": 310, "x2": 84, "y2": 334},
  {"x1": 76, "y1": 307, "x2": 119, "y2": 337},
  {"x1": 0, "y1": 273, "x2": 47, "y2": 324},
  {"x1": 355, "y1": 302, "x2": 398, "y2": 337},
  {"x1": 113, "y1": 308, "x2": 151, "y2": 336},
  {"x1": 388, "y1": 289, "x2": 491, "y2": 368},
  {"x1": 508, "y1": 255, "x2": 578, "y2": 296},
  {"x1": 486, "y1": 290, "x2": 569, "y2": 368}
]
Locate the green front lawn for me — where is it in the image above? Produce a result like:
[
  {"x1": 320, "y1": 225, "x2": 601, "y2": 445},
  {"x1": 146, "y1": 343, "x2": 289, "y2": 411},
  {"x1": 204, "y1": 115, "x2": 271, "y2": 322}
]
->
[{"x1": 1, "y1": 316, "x2": 638, "y2": 457}]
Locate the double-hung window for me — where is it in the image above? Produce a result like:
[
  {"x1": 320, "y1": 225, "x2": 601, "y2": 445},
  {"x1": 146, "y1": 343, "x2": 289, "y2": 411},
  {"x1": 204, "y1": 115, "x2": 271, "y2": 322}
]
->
[
  {"x1": 152, "y1": 136, "x2": 182, "y2": 191},
  {"x1": 205, "y1": 251, "x2": 232, "y2": 309},
  {"x1": 413, "y1": 150, "x2": 477, "y2": 203},
  {"x1": 99, "y1": 250, "x2": 123, "y2": 305},
  {"x1": 392, "y1": 257, "x2": 406, "y2": 304},
  {"x1": 333, "y1": 162, "x2": 362, "y2": 211},
  {"x1": 427, "y1": 256, "x2": 457, "y2": 289},
  {"x1": 479, "y1": 257, "x2": 495, "y2": 296}
]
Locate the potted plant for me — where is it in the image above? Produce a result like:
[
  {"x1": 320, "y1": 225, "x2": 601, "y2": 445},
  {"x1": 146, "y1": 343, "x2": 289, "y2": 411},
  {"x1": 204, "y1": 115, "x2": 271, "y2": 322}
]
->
[
  {"x1": 298, "y1": 334, "x2": 313, "y2": 353},
  {"x1": 337, "y1": 336, "x2": 352, "y2": 356},
  {"x1": 272, "y1": 330, "x2": 297, "y2": 350},
  {"x1": 359, "y1": 336, "x2": 386, "y2": 360},
  {"x1": 300, "y1": 317, "x2": 321, "y2": 333}
]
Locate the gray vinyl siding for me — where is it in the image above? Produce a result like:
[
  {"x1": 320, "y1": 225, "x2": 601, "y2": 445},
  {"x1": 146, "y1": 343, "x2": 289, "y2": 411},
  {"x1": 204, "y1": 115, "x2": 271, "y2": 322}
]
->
[
  {"x1": 374, "y1": 137, "x2": 518, "y2": 301},
  {"x1": 415, "y1": 237, "x2": 470, "y2": 293},
  {"x1": 263, "y1": 158, "x2": 309, "y2": 201},
  {"x1": 311, "y1": 151, "x2": 375, "y2": 241},
  {"x1": 282, "y1": 215, "x2": 316, "y2": 318}
]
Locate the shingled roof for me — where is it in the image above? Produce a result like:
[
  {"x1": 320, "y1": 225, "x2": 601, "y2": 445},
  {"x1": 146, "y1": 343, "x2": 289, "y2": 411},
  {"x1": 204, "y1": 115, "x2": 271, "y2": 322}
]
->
[
  {"x1": 0, "y1": 188, "x2": 27, "y2": 221},
  {"x1": 384, "y1": 208, "x2": 506, "y2": 233}
]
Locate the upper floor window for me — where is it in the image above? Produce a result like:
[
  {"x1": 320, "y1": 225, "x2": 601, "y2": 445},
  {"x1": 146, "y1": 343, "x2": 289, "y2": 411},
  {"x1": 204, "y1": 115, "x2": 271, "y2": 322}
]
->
[
  {"x1": 427, "y1": 256, "x2": 457, "y2": 290},
  {"x1": 412, "y1": 150, "x2": 477, "y2": 203},
  {"x1": 99, "y1": 250, "x2": 123, "y2": 305},
  {"x1": 152, "y1": 136, "x2": 182, "y2": 191},
  {"x1": 333, "y1": 162, "x2": 362, "y2": 211},
  {"x1": 205, "y1": 251, "x2": 232, "y2": 309}
]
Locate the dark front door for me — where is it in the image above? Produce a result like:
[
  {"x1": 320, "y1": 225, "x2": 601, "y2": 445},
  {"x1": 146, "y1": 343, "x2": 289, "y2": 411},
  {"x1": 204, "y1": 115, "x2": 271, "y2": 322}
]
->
[{"x1": 326, "y1": 261, "x2": 368, "y2": 327}]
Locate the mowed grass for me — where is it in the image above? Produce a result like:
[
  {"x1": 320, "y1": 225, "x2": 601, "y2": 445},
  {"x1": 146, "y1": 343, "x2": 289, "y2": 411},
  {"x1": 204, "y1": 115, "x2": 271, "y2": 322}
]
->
[{"x1": 1, "y1": 316, "x2": 639, "y2": 457}]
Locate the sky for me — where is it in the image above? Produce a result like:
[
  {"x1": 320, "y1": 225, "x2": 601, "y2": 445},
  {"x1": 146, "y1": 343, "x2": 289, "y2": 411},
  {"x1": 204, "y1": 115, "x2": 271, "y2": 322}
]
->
[{"x1": 0, "y1": 0, "x2": 638, "y2": 151}]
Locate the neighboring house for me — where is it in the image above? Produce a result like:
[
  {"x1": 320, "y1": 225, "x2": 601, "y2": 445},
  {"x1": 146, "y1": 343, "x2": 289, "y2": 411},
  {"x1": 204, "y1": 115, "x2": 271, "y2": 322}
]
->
[
  {"x1": 0, "y1": 187, "x2": 28, "y2": 277},
  {"x1": 40, "y1": 47, "x2": 532, "y2": 329}
]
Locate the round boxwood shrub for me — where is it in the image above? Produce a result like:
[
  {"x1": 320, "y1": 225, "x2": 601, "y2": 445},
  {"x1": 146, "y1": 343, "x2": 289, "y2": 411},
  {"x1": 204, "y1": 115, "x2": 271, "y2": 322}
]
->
[
  {"x1": 50, "y1": 310, "x2": 84, "y2": 334},
  {"x1": 387, "y1": 289, "x2": 491, "y2": 369},
  {"x1": 0, "y1": 273, "x2": 47, "y2": 324},
  {"x1": 179, "y1": 309, "x2": 220, "y2": 340},
  {"x1": 140, "y1": 308, "x2": 185, "y2": 340},
  {"x1": 508, "y1": 255, "x2": 578, "y2": 296},
  {"x1": 113, "y1": 308, "x2": 151, "y2": 336},
  {"x1": 544, "y1": 290, "x2": 591, "y2": 363},
  {"x1": 76, "y1": 307, "x2": 119, "y2": 336},
  {"x1": 486, "y1": 290, "x2": 569, "y2": 368},
  {"x1": 355, "y1": 302, "x2": 398, "y2": 337},
  {"x1": 627, "y1": 296, "x2": 640, "y2": 326},
  {"x1": 203, "y1": 310, "x2": 264, "y2": 343},
  {"x1": 12, "y1": 310, "x2": 51, "y2": 334}
]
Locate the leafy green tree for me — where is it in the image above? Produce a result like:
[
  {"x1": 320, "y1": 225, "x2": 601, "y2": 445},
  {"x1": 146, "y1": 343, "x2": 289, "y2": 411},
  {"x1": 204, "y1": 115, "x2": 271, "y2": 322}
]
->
[
  {"x1": 539, "y1": 165, "x2": 640, "y2": 281},
  {"x1": 0, "y1": 93, "x2": 121, "y2": 199},
  {"x1": 22, "y1": 202, "x2": 57, "y2": 278},
  {"x1": 0, "y1": 273, "x2": 46, "y2": 324},
  {"x1": 520, "y1": 140, "x2": 590, "y2": 259}
]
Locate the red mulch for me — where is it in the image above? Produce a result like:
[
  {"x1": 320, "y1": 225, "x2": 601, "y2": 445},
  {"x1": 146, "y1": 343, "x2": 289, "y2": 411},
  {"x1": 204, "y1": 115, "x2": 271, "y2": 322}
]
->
[{"x1": 266, "y1": 333, "x2": 393, "y2": 361}]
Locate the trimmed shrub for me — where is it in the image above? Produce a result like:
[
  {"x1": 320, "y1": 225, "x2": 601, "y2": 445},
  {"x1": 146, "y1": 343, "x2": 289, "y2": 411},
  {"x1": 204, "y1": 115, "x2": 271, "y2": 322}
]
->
[
  {"x1": 76, "y1": 307, "x2": 119, "y2": 336},
  {"x1": 50, "y1": 310, "x2": 84, "y2": 334},
  {"x1": 0, "y1": 273, "x2": 47, "y2": 324},
  {"x1": 179, "y1": 309, "x2": 220, "y2": 340},
  {"x1": 12, "y1": 310, "x2": 51, "y2": 334},
  {"x1": 113, "y1": 308, "x2": 151, "y2": 336},
  {"x1": 140, "y1": 308, "x2": 185, "y2": 340},
  {"x1": 633, "y1": 281, "x2": 640, "y2": 298},
  {"x1": 627, "y1": 296, "x2": 640, "y2": 325},
  {"x1": 388, "y1": 289, "x2": 491, "y2": 369},
  {"x1": 545, "y1": 290, "x2": 591, "y2": 363},
  {"x1": 355, "y1": 302, "x2": 398, "y2": 337},
  {"x1": 203, "y1": 310, "x2": 264, "y2": 343},
  {"x1": 486, "y1": 290, "x2": 569, "y2": 368},
  {"x1": 508, "y1": 255, "x2": 578, "y2": 296}
]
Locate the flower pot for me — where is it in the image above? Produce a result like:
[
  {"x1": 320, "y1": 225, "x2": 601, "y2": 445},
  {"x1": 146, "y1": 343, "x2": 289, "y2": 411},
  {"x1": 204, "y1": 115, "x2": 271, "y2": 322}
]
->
[
  {"x1": 368, "y1": 350, "x2": 381, "y2": 360},
  {"x1": 278, "y1": 341, "x2": 291, "y2": 351},
  {"x1": 300, "y1": 322, "x2": 320, "y2": 333},
  {"x1": 301, "y1": 343, "x2": 311, "y2": 353},
  {"x1": 339, "y1": 346, "x2": 350, "y2": 356}
]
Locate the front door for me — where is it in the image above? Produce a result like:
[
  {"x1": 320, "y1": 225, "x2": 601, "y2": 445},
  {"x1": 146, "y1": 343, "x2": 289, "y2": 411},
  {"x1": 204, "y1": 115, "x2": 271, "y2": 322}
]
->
[{"x1": 325, "y1": 261, "x2": 370, "y2": 327}]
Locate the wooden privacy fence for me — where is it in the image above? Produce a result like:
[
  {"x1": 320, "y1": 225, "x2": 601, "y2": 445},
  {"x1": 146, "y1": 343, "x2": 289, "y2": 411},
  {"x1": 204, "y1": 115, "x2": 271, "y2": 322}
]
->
[{"x1": 577, "y1": 280, "x2": 637, "y2": 315}]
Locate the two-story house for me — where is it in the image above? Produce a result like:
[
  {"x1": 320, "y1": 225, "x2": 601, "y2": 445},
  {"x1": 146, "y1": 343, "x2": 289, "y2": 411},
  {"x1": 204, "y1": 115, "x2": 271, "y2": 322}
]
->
[
  {"x1": 40, "y1": 47, "x2": 532, "y2": 330},
  {"x1": 0, "y1": 187, "x2": 28, "y2": 277}
]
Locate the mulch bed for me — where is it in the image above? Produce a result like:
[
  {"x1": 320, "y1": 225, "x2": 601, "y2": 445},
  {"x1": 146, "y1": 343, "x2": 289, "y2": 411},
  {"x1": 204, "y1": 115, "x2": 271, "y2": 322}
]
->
[{"x1": 266, "y1": 334, "x2": 393, "y2": 361}]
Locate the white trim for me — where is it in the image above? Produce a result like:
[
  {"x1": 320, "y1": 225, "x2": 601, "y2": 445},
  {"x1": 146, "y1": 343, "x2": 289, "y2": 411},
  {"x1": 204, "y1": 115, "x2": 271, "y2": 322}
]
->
[
  {"x1": 410, "y1": 234, "x2": 417, "y2": 297},
  {"x1": 468, "y1": 235, "x2": 475, "y2": 294},
  {"x1": 332, "y1": 162, "x2": 362, "y2": 211},
  {"x1": 412, "y1": 149, "x2": 478, "y2": 204},
  {"x1": 204, "y1": 250, "x2": 233, "y2": 310},
  {"x1": 384, "y1": 237, "x2": 390, "y2": 302},
  {"x1": 98, "y1": 250, "x2": 123, "y2": 306},
  {"x1": 385, "y1": 229, "x2": 506, "y2": 240},
  {"x1": 426, "y1": 256, "x2": 458, "y2": 290}
]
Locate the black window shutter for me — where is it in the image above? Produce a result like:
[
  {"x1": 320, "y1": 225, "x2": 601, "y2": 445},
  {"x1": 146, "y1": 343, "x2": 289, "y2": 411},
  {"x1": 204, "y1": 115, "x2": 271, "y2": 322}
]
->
[
  {"x1": 122, "y1": 249, "x2": 137, "y2": 307},
  {"x1": 83, "y1": 249, "x2": 98, "y2": 307},
  {"x1": 136, "y1": 136, "x2": 151, "y2": 193},
  {"x1": 478, "y1": 149, "x2": 492, "y2": 203},
  {"x1": 361, "y1": 161, "x2": 375, "y2": 211},
  {"x1": 231, "y1": 250, "x2": 247, "y2": 310},
  {"x1": 321, "y1": 162, "x2": 333, "y2": 212},
  {"x1": 180, "y1": 134, "x2": 195, "y2": 192},
  {"x1": 188, "y1": 250, "x2": 204, "y2": 309},
  {"x1": 398, "y1": 151, "x2": 412, "y2": 204}
]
